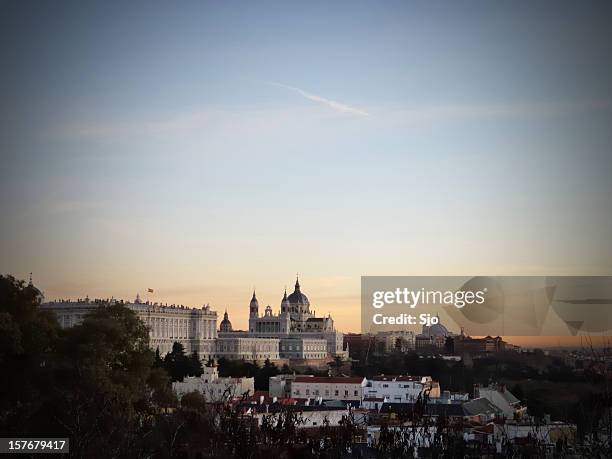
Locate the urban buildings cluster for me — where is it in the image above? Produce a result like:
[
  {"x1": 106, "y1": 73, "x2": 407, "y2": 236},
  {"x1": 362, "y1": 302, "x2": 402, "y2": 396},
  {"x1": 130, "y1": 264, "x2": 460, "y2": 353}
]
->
[
  {"x1": 344, "y1": 319, "x2": 510, "y2": 358},
  {"x1": 41, "y1": 277, "x2": 347, "y2": 362},
  {"x1": 173, "y1": 367, "x2": 575, "y2": 451},
  {"x1": 38, "y1": 278, "x2": 579, "y2": 453}
]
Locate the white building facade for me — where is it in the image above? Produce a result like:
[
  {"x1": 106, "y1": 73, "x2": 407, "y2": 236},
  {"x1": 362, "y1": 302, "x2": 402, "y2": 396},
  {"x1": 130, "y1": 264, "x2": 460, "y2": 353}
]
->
[
  {"x1": 364, "y1": 375, "x2": 440, "y2": 403},
  {"x1": 41, "y1": 296, "x2": 218, "y2": 356},
  {"x1": 240, "y1": 278, "x2": 346, "y2": 358},
  {"x1": 269, "y1": 374, "x2": 311, "y2": 398},
  {"x1": 172, "y1": 366, "x2": 254, "y2": 402},
  {"x1": 41, "y1": 277, "x2": 346, "y2": 362},
  {"x1": 290, "y1": 376, "x2": 366, "y2": 401},
  {"x1": 215, "y1": 335, "x2": 280, "y2": 361}
]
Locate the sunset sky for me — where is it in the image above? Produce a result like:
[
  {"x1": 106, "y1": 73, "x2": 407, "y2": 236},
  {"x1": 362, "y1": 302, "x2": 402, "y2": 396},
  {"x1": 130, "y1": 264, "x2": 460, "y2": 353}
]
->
[{"x1": 1, "y1": 1, "x2": 611, "y2": 342}]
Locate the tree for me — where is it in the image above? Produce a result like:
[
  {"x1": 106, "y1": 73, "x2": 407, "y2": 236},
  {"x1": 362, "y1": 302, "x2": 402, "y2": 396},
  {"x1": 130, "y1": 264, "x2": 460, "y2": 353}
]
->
[
  {"x1": 257, "y1": 359, "x2": 280, "y2": 391},
  {"x1": 154, "y1": 347, "x2": 163, "y2": 367},
  {"x1": 281, "y1": 363, "x2": 292, "y2": 374},
  {"x1": 189, "y1": 350, "x2": 204, "y2": 377},
  {"x1": 0, "y1": 275, "x2": 60, "y2": 436},
  {"x1": 148, "y1": 366, "x2": 178, "y2": 411},
  {"x1": 52, "y1": 302, "x2": 155, "y2": 458},
  {"x1": 163, "y1": 341, "x2": 192, "y2": 382},
  {"x1": 331, "y1": 355, "x2": 344, "y2": 376}
]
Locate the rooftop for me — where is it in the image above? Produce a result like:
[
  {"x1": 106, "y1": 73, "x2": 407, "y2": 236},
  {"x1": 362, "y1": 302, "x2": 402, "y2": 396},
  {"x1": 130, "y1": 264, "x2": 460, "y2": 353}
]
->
[
  {"x1": 463, "y1": 397, "x2": 502, "y2": 417},
  {"x1": 294, "y1": 376, "x2": 365, "y2": 384},
  {"x1": 379, "y1": 402, "x2": 465, "y2": 417}
]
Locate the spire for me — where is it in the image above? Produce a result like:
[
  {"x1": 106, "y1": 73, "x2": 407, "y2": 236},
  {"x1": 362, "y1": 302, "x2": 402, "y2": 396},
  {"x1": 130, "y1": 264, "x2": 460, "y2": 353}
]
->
[
  {"x1": 283, "y1": 287, "x2": 287, "y2": 300},
  {"x1": 28, "y1": 272, "x2": 33, "y2": 286},
  {"x1": 295, "y1": 274, "x2": 300, "y2": 291},
  {"x1": 249, "y1": 288, "x2": 259, "y2": 317}
]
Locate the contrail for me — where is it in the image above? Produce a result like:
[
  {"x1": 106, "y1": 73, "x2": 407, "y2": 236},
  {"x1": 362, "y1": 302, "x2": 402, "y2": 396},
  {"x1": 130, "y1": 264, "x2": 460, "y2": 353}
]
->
[{"x1": 271, "y1": 82, "x2": 369, "y2": 116}]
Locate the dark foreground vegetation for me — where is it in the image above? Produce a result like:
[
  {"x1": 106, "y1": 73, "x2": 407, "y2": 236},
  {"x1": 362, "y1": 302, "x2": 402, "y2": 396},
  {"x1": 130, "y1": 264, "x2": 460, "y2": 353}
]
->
[
  {"x1": 2, "y1": 274, "x2": 611, "y2": 458},
  {"x1": 0, "y1": 275, "x2": 361, "y2": 458}
]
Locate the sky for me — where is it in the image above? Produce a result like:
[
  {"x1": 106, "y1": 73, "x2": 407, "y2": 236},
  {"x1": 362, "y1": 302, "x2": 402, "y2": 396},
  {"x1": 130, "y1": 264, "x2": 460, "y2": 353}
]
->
[{"x1": 1, "y1": 1, "x2": 611, "y2": 340}]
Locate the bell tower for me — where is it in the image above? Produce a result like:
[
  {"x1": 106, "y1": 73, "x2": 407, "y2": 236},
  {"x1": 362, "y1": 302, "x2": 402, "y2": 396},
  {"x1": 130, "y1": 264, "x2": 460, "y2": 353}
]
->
[{"x1": 249, "y1": 290, "x2": 259, "y2": 318}]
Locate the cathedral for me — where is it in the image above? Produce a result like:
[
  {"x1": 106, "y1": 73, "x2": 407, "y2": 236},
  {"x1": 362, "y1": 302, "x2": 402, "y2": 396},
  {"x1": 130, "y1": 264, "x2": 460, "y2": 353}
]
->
[
  {"x1": 41, "y1": 277, "x2": 346, "y2": 362},
  {"x1": 219, "y1": 277, "x2": 345, "y2": 359},
  {"x1": 247, "y1": 277, "x2": 335, "y2": 334}
]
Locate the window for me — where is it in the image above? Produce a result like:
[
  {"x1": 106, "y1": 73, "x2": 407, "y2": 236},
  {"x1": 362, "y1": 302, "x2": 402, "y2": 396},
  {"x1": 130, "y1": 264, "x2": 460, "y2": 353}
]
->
[
  {"x1": 334, "y1": 390, "x2": 339, "y2": 396},
  {"x1": 344, "y1": 390, "x2": 348, "y2": 396},
  {"x1": 354, "y1": 390, "x2": 358, "y2": 396},
  {"x1": 306, "y1": 389, "x2": 310, "y2": 395}
]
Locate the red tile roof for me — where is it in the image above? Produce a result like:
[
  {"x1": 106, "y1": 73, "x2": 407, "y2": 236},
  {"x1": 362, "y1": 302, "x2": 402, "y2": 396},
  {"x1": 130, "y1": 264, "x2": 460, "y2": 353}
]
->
[
  {"x1": 293, "y1": 376, "x2": 364, "y2": 384},
  {"x1": 372, "y1": 375, "x2": 426, "y2": 382}
]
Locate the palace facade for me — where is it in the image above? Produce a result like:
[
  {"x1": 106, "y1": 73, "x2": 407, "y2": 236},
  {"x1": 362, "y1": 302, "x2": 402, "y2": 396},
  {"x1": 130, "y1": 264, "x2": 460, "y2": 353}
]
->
[
  {"x1": 40, "y1": 277, "x2": 346, "y2": 362},
  {"x1": 41, "y1": 294, "x2": 218, "y2": 356}
]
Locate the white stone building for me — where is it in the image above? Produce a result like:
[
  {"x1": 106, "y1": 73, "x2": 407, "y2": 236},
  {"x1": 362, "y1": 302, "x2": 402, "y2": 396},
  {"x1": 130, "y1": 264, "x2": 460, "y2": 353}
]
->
[
  {"x1": 269, "y1": 374, "x2": 311, "y2": 398},
  {"x1": 215, "y1": 335, "x2": 280, "y2": 361},
  {"x1": 363, "y1": 375, "x2": 440, "y2": 403},
  {"x1": 172, "y1": 365, "x2": 254, "y2": 402},
  {"x1": 375, "y1": 330, "x2": 416, "y2": 352},
  {"x1": 278, "y1": 336, "x2": 328, "y2": 359},
  {"x1": 41, "y1": 295, "x2": 218, "y2": 356},
  {"x1": 251, "y1": 405, "x2": 350, "y2": 429},
  {"x1": 41, "y1": 277, "x2": 346, "y2": 363},
  {"x1": 290, "y1": 376, "x2": 366, "y2": 401},
  {"x1": 239, "y1": 278, "x2": 346, "y2": 358},
  {"x1": 475, "y1": 384, "x2": 527, "y2": 419}
]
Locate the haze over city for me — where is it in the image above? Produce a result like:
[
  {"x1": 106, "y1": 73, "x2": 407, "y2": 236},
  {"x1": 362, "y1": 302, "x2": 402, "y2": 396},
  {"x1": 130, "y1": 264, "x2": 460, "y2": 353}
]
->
[{"x1": 1, "y1": 1, "x2": 611, "y2": 345}]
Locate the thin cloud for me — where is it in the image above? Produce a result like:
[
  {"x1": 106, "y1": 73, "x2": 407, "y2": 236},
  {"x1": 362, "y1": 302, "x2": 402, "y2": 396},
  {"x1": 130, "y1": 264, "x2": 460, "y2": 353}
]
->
[{"x1": 271, "y1": 82, "x2": 369, "y2": 117}]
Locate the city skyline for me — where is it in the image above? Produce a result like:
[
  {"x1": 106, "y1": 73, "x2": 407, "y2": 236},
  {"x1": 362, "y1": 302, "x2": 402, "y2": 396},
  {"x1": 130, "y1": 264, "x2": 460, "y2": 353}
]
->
[
  {"x1": 2, "y1": 2, "x2": 611, "y2": 348},
  {"x1": 30, "y1": 272, "x2": 611, "y2": 349}
]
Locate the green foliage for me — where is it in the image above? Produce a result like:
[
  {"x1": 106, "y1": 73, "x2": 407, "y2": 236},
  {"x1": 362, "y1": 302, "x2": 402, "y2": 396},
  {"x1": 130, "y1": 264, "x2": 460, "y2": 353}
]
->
[
  {"x1": 0, "y1": 275, "x2": 60, "y2": 435},
  {"x1": 0, "y1": 275, "x2": 164, "y2": 457},
  {"x1": 189, "y1": 350, "x2": 204, "y2": 377},
  {"x1": 161, "y1": 342, "x2": 204, "y2": 381},
  {"x1": 148, "y1": 366, "x2": 178, "y2": 410},
  {"x1": 217, "y1": 357, "x2": 280, "y2": 391}
]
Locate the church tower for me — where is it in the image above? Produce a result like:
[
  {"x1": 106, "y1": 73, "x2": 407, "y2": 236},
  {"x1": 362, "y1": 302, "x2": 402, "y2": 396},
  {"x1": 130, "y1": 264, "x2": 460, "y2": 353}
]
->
[
  {"x1": 280, "y1": 288, "x2": 290, "y2": 315},
  {"x1": 249, "y1": 290, "x2": 259, "y2": 318}
]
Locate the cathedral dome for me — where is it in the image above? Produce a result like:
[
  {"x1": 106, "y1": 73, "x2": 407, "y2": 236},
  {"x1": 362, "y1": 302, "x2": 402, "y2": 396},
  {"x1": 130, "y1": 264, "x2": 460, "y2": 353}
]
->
[
  {"x1": 287, "y1": 278, "x2": 309, "y2": 306},
  {"x1": 428, "y1": 323, "x2": 448, "y2": 337},
  {"x1": 220, "y1": 310, "x2": 233, "y2": 332}
]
